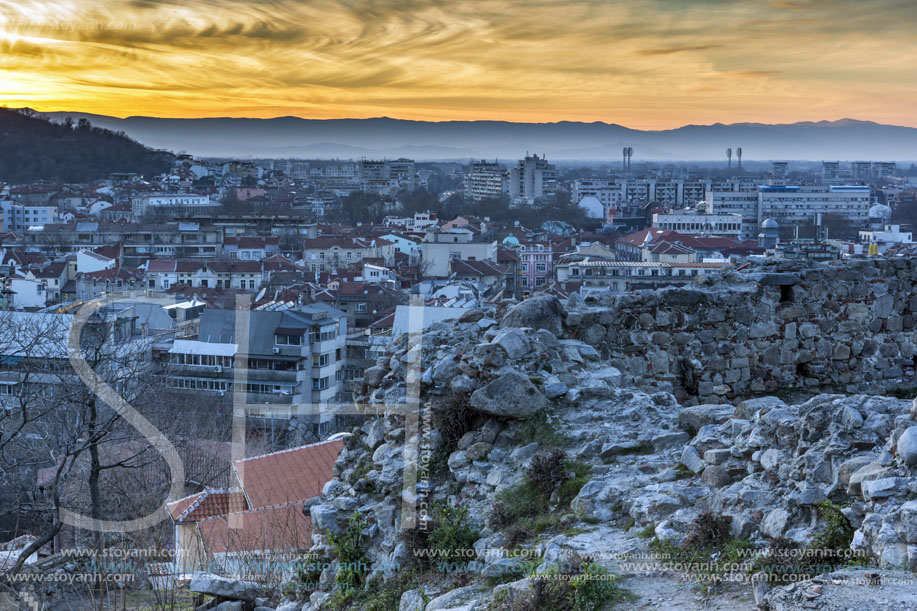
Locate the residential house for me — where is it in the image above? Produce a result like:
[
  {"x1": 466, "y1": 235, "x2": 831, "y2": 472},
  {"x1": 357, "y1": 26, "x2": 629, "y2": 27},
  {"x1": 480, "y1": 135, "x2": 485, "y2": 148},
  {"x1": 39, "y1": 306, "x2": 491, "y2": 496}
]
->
[
  {"x1": 166, "y1": 439, "x2": 343, "y2": 576},
  {"x1": 302, "y1": 236, "x2": 396, "y2": 271},
  {"x1": 224, "y1": 236, "x2": 280, "y2": 260}
]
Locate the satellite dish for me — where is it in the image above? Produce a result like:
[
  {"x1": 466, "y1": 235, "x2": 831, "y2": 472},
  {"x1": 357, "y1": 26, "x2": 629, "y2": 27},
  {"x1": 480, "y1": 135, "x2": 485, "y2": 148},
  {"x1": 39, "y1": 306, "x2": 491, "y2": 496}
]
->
[{"x1": 255, "y1": 287, "x2": 267, "y2": 302}]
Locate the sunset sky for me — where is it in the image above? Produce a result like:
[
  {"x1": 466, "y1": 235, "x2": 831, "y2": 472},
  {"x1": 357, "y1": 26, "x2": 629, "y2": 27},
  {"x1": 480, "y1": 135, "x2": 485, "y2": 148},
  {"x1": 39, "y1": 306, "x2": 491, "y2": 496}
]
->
[{"x1": 1, "y1": 0, "x2": 916, "y2": 128}]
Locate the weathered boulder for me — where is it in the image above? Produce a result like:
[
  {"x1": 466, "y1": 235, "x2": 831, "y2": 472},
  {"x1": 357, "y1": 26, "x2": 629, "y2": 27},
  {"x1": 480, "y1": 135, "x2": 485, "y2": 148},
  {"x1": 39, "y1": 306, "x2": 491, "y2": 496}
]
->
[
  {"x1": 426, "y1": 585, "x2": 488, "y2": 610},
  {"x1": 310, "y1": 504, "x2": 342, "y2": 535},
  {"x1": 190, "y1": 573, "x2": 262, "y2": 602},
  {"x1": 677, "y1": 404, "x2": 735, "y2": 432},
  {"x1": 363, "y1": 366, "x2": 387, "y2": 389},
  {"x1": 500, "y1": 295, "x2": 565, "y2": 336},
  {"x1": 760, "y1": 508, "x2": 791, "y2": 539},
  {"x1": 680, "y1": 446, "x2": 706, "y2": 474},
  {"x1": 897, "y1": 426, "x2": 917, "y2": 466},
  {"x1": 491, "y1": 328, "x2": 532, "y2": 360},
  {"x1": 469, "y1": 369, "x2": 548, "y2": 418}
]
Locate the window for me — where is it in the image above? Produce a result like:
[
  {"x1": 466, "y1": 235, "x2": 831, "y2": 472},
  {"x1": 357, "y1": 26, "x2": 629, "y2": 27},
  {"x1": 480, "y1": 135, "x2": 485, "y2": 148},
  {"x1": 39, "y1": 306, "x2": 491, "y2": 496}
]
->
[
  {"x1": 313, "y1": 353, "x2": 330, "y2": 367},
  {"x1": 535, "y1": 263, "x2": 546, "y2": 272},
  {"x1": 355, "y1": 303, "x2": 367, "y2": 313},
  {"x1": 275, "y1": 334, "x2": 303, "y2": 346},
  {"x1": 311, "y1": 325, "x2": 337, "y2": 343},
  {"x1": 535, "y1": 277, "x2": 546, "y2": 286},
  {"x1": 312, "y1": 377, "x2": 329, "y2": 391}
]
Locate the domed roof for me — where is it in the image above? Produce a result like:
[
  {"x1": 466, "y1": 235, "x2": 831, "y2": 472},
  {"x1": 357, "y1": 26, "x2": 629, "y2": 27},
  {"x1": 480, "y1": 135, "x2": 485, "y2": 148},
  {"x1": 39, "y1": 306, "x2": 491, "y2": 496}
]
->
[
  {"x1": 502, "y1": 235, "x2": 520, "y2": 247},
  {"x1": 761, "y1": 218, "x2": 779, "y2": 229},
  {"x1": 868, "y1": 203, "x2": 892, "y2": 220}
]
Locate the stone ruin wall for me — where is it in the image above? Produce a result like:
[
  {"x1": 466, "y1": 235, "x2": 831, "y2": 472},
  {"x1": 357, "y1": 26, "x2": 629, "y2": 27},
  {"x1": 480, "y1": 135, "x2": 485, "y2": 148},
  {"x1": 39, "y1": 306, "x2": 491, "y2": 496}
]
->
[{"x1": 568, "y1": 258, "x2": 917, "y2": 405}]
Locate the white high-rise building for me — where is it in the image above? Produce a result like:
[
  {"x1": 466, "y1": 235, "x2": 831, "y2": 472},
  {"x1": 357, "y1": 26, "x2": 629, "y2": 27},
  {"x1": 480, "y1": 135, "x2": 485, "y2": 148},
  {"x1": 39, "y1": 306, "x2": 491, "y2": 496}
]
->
[
  {"x1": 509, "y1": 154, "x2": 557, "y2": 206},
  {"x1": 465, "y1": 160, "x2": 508, "y2": 202}
]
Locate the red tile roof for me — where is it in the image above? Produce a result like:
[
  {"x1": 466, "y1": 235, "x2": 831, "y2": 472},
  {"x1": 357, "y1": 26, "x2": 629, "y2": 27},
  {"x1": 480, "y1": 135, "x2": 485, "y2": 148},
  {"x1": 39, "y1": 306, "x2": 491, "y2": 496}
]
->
[
  {"x1": 233, "y1": 439, "x2": 343, "y2": 509},
  {"x1": 197, "y1": 503, "x2": 313, "y2": 554},
  {"x1": 167, "y1": 489, "x2": 248, "y2": 523}
]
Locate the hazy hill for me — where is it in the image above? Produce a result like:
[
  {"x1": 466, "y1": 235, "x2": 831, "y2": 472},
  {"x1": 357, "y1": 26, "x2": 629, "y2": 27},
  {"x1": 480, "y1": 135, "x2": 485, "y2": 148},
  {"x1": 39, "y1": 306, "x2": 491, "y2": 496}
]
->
[
  {"x1": 0, "y1": 108, "x2": 172, "y2": 183},
  {"x1": 34, "y1": 112, "x2": 917, "y2": 162}
]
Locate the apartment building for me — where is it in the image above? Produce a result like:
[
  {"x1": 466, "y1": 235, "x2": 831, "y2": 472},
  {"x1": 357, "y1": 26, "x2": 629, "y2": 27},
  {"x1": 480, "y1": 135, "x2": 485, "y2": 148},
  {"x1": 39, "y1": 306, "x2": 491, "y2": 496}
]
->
[
  {"x1": 302, "y1": 236, "x2": 396, "y2": 271},
  {"x1": 167, "y1": 303, "x2": 347, "y2": 434},
  {"x1": 144, "y1": 260, "x2": 270, "y2": 291},
  {"x1": 509, "y1": 155, "x2": 557, "y2": 206},
  {"x1": 555, "y1": 258, "x2": 731, "y2": 294},
  {"x1": 131, "y1": 193, "x2": 220, "y2": 219},
  {"x1": 465, "y1": 160, "x2": 508, "y2": 202},
  {"x1": 652, "y1": 209, "x2": 743, "y2": 239},
  {"x1": 12, "y1": 221, "x2": 224, "y2": 261},
  {"x1": 0, "y1": 201, "x2": 60, "y2": 232}
]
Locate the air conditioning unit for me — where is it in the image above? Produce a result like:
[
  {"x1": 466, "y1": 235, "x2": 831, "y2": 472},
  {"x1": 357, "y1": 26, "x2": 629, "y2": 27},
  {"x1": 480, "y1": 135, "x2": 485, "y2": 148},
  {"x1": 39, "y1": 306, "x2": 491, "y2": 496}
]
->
[
  {"x1": 214, "y1": 366, "x2": 222, "y2": 373},
  {"x1": 218, "y1": 390, "x2": 225, "y2": 396},
  {"x1": 273, "y1": 347, "x2": 280, "y2": 354}
]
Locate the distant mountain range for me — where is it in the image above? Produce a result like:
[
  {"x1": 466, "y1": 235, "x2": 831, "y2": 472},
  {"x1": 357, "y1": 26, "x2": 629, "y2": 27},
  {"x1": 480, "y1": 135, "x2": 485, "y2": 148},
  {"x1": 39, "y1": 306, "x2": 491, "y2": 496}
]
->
[{"x1": 34, "y1": 111, "x2": 917, "y2": 161}]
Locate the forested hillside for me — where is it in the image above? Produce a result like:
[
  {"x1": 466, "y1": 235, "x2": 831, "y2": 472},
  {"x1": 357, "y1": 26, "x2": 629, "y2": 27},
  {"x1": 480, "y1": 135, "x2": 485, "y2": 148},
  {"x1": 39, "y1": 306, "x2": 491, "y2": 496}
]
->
[{"x1": 0, "y1": 108, "x2": 172, "y2": 183}]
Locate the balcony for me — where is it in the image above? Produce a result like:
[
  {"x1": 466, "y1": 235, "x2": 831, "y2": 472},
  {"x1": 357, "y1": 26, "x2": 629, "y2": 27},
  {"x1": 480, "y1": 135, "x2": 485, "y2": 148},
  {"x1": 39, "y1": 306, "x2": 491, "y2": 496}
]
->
[
  {"x1": 168, "y1": 364, "x2": 232, "y2": 379},
  {"x1": 310, "y1": 339, "x2": 340, "y2": 354},
  {"x1": 311, "y1": 386, "x2": 338, "y2": 402},
  {"x1": 246, "y1": 369, "x2": 300, "y2": 383}
]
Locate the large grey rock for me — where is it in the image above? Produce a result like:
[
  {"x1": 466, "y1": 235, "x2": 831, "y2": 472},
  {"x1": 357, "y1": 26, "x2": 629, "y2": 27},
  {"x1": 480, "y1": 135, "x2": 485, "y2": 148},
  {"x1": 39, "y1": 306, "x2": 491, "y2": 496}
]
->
[
  {"x1": 469, "y1": 369, "x2": 548, "y2": 418},
  {"x1": 426, "y1": 585, "x2": 488, "y2": 611},
  {"x1": 680, "y1": 446, "x2": 706, "y2": 474},
  {"x1": 677, "y1": 404, "x2": 735, "y2": 432},
  {"x1": 735, "y1": 396, "x2": 787, "y2": 420},
  {"x1": 363, "y1": 366, "x2": 387, "y2": 389},
  {"x1": 897, "y1": 426, "x2": 917, "y2": 466},
  {"x1": 310, "y1": 504, "x2": 342, "y2": 535},
  {"x1": 838, "y1": 455, "x2": 877, "y2": 486},
  {"x1": 400, "y1": 588, "x2": 427, "y2": 611},
  {"x1": 500, "y1": 295, "x2": 565, "y2": 336},
  {"x1": 847, "y1": 462, "x2": 893, "y2": 496},
  {"x1": 190, "y1": 573, "x2": 262, "y2": 602},
  {"x1": 760, "y1": 508, "x2": 791, "y2": 539},
  {"x1": 862, "y1": 477, "x2": 908, "y2": 501},
  {"x1": 491, "y1": 328, "x2": 532, "y2": 360},
  {"x1": 898, "y1": 501, "x2": 917, "y2": 543}
]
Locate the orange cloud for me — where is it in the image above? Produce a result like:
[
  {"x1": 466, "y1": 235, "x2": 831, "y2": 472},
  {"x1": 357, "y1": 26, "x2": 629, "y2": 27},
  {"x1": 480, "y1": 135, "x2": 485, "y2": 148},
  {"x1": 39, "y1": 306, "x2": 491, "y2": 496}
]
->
[{"x1": 0, "y1": 0, "x2": 915, "y2": 128}]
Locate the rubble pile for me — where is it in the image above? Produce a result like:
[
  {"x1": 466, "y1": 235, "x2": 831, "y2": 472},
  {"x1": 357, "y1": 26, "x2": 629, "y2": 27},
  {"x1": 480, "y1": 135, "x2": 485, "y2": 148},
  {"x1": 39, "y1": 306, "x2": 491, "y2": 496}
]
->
[{"x1": 280, "y1": 287, "x2": 917, "y2": 610}]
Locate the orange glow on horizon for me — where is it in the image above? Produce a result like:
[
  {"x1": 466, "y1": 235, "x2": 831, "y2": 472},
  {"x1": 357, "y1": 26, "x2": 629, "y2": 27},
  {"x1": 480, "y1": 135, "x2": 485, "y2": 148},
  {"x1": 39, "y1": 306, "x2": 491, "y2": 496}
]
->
[{"x1": 1, "y1": 0, "x2": 916, "y2": 129}]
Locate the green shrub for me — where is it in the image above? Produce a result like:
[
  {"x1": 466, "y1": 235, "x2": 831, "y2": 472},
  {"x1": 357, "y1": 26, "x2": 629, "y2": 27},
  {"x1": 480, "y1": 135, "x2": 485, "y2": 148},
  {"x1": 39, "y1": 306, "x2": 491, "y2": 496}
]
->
[
  {"x1": 752, "y1": 500, "x2": 864, "y2": 583},
  {"x1": 649, "y1": 512, "x2": 752, "y2": 589},
  {"x1": 328, "y1": 512, "x2": 370, "y2": 592},
  {"x1": 637, "y1": 524, "x2": 655, "y2": 539},
  {"x1": 516, "y1": 410, "x2": 569, "y2": 447},
  {"x1": 490, "y1": 456, "x2": 591, "y2": 546},
  {"x1": 428, "y1": 502, "x2": 479, "y2": 570},
  {"x1": 282, "y1": 551, "x2": 325, "y2": 599}
]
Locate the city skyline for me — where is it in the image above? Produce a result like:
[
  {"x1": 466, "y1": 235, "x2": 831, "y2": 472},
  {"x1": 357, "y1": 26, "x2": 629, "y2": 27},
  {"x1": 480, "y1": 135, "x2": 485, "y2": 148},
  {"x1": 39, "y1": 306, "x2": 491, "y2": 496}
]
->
[{"x1": 2, "y1": 0, "x2": 916, "y2": 128}]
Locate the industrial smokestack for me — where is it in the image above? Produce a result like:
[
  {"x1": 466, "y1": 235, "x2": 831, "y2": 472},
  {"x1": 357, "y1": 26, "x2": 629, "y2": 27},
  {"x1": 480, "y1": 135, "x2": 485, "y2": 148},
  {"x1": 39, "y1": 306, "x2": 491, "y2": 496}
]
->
[
  {"x1": 726, "y1": 148, "x2": 733, "y2": 172},
  {"x1": 736, "y1": 147, "x2": 742, "y2": 171}
]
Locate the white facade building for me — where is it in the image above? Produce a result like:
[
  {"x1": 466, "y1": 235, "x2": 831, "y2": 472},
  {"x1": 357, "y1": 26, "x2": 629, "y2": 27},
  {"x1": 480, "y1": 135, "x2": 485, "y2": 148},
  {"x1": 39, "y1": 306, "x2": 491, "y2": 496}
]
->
[
  {"x1": 652, "y1": 209, "x2": 743, "y2": 238},
  {"x1": 465, "y1": 160, "x2": 508, "y2": 202},
  {"x1": 509, "y1": 155, "x2": 557, "y2": 206}
]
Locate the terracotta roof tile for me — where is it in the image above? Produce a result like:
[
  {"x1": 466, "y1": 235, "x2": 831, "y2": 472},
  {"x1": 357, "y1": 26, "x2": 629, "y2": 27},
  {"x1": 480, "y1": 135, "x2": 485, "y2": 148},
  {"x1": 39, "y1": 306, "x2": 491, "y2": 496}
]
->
[
  {"x1": 234, "y1": 439, "x2": 343, "y2": 509},
  {"x1": 198, "y1": 503, "x2": 313, "y2": 555}
]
